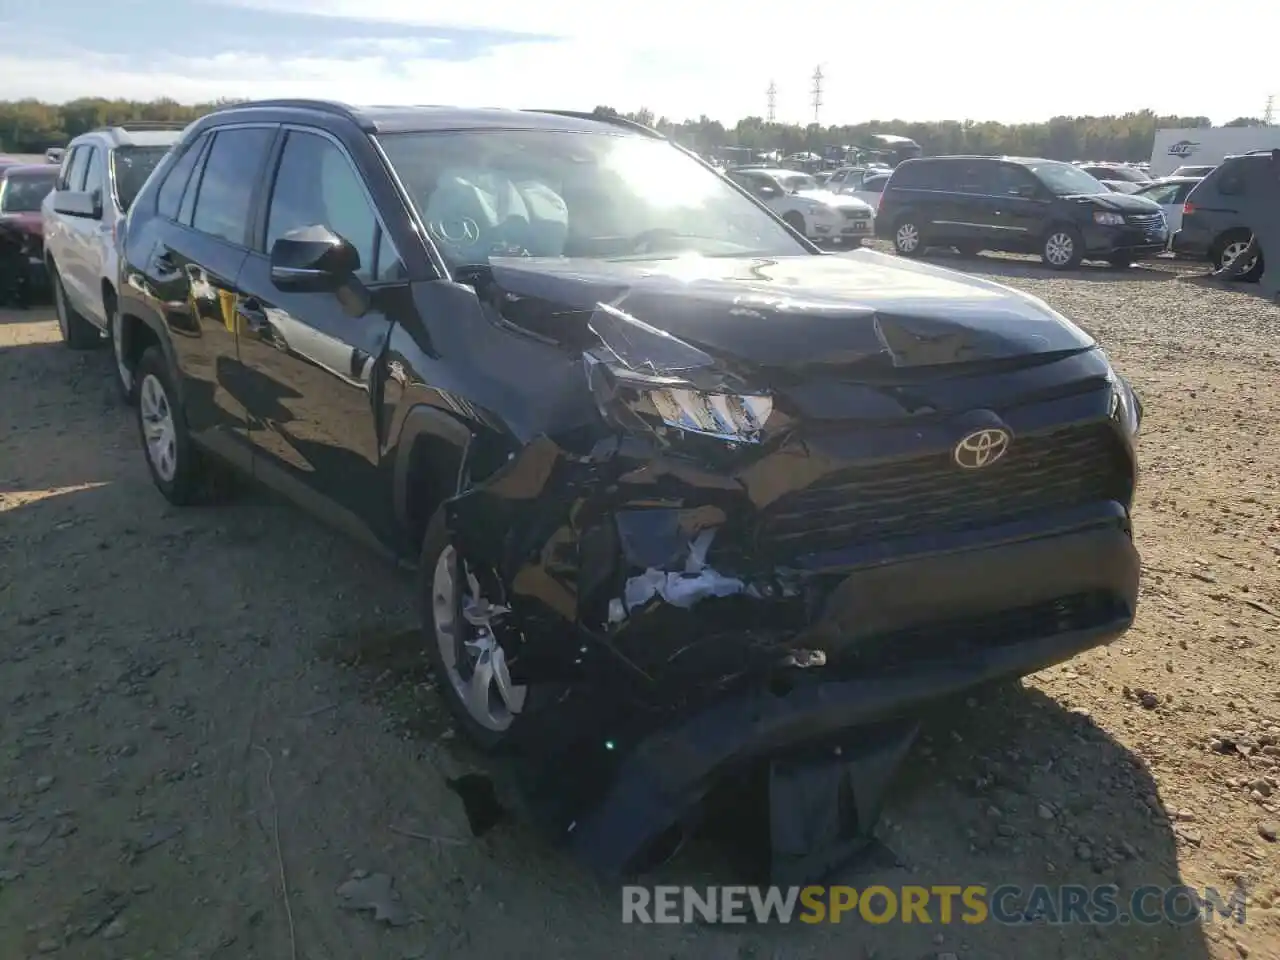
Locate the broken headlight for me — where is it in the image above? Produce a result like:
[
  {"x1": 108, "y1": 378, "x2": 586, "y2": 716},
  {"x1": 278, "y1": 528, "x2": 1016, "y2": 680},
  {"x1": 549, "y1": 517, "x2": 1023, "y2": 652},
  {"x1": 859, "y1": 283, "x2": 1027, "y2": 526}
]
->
[
  {"x1": 1110, "y1": 374, "x2": 1141, "y2": 438},
  {"x1": 647, "y1": 388, "x2": 773, "y2": 442},
  {"x1": 587, "y1": 301, "x2": 774, "y2": 443}
]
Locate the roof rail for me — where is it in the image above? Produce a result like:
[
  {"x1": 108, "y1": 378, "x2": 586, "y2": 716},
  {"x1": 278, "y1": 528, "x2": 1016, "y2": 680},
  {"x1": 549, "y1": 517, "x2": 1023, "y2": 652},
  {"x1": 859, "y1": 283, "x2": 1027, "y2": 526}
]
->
[
  {"x1": 212, "y1": 99, "x2": 374, "y2": 131},
  {"x1": 101, "y1": 120, "x2": 189, "y2": 132},
  {"x1": 525, "y1": 109, "x2": 664, "y2": 139}
]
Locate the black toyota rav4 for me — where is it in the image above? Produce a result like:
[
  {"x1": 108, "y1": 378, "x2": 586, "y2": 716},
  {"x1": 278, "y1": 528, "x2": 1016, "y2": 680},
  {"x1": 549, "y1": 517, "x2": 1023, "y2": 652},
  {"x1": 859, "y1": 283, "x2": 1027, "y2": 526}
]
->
[{"x1": 116, "y1": 100, "x2": 1142, "y2": 879}]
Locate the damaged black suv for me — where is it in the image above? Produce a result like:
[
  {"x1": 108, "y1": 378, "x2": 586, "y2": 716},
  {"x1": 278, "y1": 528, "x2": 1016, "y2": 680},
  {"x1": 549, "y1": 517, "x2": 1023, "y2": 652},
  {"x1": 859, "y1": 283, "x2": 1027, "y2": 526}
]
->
[{"x1": 117, "y1": 100, "x2": 1142, "y2": 879}]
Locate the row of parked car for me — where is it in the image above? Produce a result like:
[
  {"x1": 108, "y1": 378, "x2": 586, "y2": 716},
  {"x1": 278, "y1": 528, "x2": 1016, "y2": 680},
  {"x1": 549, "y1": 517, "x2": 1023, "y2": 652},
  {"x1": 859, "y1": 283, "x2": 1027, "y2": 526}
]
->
[{"x1": 805, "y1": 153, "x2": 1264, "y2": 277}]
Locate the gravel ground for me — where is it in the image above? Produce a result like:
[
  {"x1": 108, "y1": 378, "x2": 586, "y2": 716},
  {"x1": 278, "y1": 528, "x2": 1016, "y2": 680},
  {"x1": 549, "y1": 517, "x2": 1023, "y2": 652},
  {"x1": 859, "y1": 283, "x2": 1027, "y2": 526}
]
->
[{"x1": 2, "y1": 248, "x2": 1279, "y2": 960}]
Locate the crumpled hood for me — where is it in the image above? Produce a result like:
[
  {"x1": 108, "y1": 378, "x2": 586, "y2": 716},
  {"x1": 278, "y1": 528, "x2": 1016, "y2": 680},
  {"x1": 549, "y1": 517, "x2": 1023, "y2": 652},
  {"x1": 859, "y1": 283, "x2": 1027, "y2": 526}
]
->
[
  {"x1": 0, "y1": 212, "x2": 42, "y2": 236},
  {"x1": 487, "y1": 249, "x2": 1094, "y2": 369}
]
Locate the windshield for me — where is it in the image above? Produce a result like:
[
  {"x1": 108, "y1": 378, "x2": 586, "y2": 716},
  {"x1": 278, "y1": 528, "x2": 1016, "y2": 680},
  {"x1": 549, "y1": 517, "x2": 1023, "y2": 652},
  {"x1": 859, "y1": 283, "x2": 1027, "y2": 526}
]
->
[
  {"x1": 777, "y1": 173, "x2": 820, "y2": 192},
  {"x1": 379, "y1": 130, "x2": 810, "y2": 264},
  {"x1": 1094, "y1": 166, "x2": 1148, "y2": 183},
  {"x1": 0, "y1": 171, "x2": 57, "y2": 212},
  {"x1": 1026, "y1": 161, "x2": 1109, "y2": 196},
  {"x1": 111, "y1": 145, "x2": 172, "y2": 212}
]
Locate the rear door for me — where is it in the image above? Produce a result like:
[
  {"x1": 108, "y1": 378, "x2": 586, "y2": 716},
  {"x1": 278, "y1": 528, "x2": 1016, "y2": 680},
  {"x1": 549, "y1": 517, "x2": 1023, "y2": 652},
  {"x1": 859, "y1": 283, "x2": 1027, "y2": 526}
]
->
[
  {"x1": 142, "y1": 124, "x2": 277, "y2": 469},
  {"x1": 234, "y1": 125, "x2": 404, "y2": 547},
  {"x1": 928, "y1": 160, "x2": 994, "y2": 246}
]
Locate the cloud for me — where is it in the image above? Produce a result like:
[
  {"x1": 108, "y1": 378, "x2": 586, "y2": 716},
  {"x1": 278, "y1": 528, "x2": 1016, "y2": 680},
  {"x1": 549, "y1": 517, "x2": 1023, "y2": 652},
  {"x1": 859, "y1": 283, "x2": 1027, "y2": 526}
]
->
[{"x1": 0, "y1": 0, "x2": 1275, "y2": 125}]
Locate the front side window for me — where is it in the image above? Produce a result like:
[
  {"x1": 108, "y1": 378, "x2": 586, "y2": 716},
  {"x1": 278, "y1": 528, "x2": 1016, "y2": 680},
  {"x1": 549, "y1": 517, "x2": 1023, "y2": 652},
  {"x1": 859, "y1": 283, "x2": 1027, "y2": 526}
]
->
[
  {"x1": 111, "y1": 146, "x2": 171, "y2": 213},
  {"x1": 1026, "y1": 161, "x2": 1108, "y2": 197},
  {"x1": 265, "y1": 129, "x2": 400, "y2": 282},
  {"x1": 378, "y1": 129, "x2": 810, "y2": 266},
  {"x1": 190, "y1": 127, "x2": 274, "y2": 245},
  {"x1": 1138, "y1": 182, "x2": 1180, "y2": 205},
  {"x1": 1, "y1": 172, "x2": 58, "y2": 212},
  {"x1": 862, "y1": 175, "x2": 888, "y2": 194}
]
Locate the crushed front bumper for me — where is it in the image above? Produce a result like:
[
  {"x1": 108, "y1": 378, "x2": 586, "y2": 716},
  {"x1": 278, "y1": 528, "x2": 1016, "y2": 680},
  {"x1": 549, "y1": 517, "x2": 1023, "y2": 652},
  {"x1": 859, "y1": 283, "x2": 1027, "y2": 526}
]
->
[
  {"x1": 505, "y1": 515, "x2": 1137, "y2": 878},
  {"x1": 445, "y1": 406, "x2": 1139, "y2": 878}
]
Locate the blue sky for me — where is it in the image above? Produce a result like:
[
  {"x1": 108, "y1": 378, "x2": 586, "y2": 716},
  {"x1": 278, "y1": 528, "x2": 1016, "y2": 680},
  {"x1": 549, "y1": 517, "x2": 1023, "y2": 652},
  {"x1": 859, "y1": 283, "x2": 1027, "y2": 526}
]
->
[{"x1": 0, "y1": 0, "x2": 1275, "y2": 126}]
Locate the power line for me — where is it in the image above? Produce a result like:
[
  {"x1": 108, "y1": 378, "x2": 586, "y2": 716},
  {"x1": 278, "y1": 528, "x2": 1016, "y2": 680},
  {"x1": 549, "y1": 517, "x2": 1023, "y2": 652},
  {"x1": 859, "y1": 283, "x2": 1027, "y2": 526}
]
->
[
  {"x1": 810, "y1": 65, "x2": 824, "y2": 125},
  {"x1": 766, "y1": 80, "x2": 777, "y2": 123}
]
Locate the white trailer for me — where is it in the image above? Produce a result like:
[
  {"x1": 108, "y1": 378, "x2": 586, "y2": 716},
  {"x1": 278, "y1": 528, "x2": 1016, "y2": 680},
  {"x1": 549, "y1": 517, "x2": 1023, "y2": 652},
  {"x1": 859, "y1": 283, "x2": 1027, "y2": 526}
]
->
[{"x1": 1150, "y1": 126, "x2": 1280, "y2": 178}]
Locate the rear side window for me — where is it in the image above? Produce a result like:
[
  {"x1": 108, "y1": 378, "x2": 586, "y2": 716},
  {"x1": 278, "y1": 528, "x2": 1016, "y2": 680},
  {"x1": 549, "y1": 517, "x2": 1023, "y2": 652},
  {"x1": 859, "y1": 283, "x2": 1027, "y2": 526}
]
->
[
  {"x1": 156, "y1": 134, "x2": 209, "y2": 221},
  {"x1": 1214, "y1": 162, "x2": 1251, "y2": 196},
  {"x1": 862, "y1": 175, "x2": 888, "y2": 194},
  {"x1": 887, "y1": 160, "x2": 939, "y2": 189},
  {"x1": 80, "y1": 147, "x2": 104, "y2": 198},
  {"x1": 189, "y1": 127, "x2": 275, "y2": 246}
]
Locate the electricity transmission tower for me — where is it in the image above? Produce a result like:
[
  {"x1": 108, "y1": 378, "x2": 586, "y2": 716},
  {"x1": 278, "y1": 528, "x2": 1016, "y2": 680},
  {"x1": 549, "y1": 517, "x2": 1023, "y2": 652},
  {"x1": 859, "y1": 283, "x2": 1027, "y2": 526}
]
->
[
  {"x1": 1265, "y1": 94, "x2": 1275, "y2": 126},
  {"x1": 810, "y1": 65, "x2": 824, "y2": 124},
  {"x1": 766, "y1": 81, "x2": 777, "y2": 122}
]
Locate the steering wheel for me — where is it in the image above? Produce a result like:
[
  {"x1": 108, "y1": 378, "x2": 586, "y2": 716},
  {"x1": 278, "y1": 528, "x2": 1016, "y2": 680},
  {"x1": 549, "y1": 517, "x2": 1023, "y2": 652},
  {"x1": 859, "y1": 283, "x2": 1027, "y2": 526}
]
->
[{"x1": 427, "y1": 214, "x2": 487, "y2": 251}]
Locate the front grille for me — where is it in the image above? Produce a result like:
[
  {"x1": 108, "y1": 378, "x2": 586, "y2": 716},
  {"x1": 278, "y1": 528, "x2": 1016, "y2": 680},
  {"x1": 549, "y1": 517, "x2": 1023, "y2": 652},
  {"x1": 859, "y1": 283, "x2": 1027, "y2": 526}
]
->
[
  {"x1": 759, "y1": 422, "x2": 1131, "y2": 554},
  {"x1": 1125, "y1": 213, "x2": 1164, "y2": 229},
  {"x1": 841, "y1": 209, "x2": 869, "y2": 220},
  {"x1": 837, "y1": 590, "x2": 1125, "y2": 671}
]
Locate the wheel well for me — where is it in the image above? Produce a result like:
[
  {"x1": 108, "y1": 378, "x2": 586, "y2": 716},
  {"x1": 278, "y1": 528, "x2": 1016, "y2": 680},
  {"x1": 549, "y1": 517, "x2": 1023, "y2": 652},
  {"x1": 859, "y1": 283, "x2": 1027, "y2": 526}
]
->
[
  {"x1": 401, "y1": 427, "x2": 512, "y2": 556},
  {"x1": 403, "y1": 433, "x2": 465, "y2": 556},
  {"x1": 117, "y1": 310, "x2": 159, "y2": 374}
]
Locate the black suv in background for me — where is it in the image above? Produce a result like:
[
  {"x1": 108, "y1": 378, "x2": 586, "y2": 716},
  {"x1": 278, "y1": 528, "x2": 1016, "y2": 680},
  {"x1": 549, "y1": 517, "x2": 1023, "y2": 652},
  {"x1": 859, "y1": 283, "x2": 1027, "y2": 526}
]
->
[
  {"x1": 875, "y1": 156, "x2": 1168, "y2": 269},
  {"x1": 115, "y1": 100, "x2": 1143, "y2": 878},
  {"x1": 1172, "y1": 152, "x2": 1267, "y2": 280}
]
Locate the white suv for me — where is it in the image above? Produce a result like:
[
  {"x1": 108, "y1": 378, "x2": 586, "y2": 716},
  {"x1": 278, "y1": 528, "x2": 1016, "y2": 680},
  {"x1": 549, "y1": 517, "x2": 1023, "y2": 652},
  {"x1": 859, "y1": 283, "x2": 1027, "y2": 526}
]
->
[{"x1": 42, "y1": 122, "x2": 185, "y2": 399}]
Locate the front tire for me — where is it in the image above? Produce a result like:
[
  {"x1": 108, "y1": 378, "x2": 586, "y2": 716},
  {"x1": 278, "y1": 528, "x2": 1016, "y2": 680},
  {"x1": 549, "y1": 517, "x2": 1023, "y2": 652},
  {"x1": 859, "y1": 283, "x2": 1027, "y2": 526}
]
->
[
  {"x1": 134, "y1": 347, "x2": 207, "y2": 506},
  {"x1": 419, "y1": 509, "x2": 527, "y2": 751},
  {"x1": 52, "y1": 270, "x2": 100, "y2": 350},
  {"x1": 1042, "y1": 226, "x2": 1083, "y2": 270},
  {"x1": 893, "y1": 219, "x2": 924, "y2": 257}
]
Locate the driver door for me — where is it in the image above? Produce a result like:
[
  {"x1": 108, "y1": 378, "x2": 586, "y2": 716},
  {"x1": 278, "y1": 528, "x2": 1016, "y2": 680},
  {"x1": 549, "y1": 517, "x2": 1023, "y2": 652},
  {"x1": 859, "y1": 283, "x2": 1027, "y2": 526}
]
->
[{"x1": 234, "y1": 126, "x2": 406, "y2": 548}]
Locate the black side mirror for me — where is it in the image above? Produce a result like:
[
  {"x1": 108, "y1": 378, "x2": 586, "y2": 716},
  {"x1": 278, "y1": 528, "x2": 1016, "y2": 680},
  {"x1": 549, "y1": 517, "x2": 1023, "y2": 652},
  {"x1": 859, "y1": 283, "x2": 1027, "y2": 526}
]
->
[{"x1": 269, "y1": 225, "x2": 360, "y2": 293}]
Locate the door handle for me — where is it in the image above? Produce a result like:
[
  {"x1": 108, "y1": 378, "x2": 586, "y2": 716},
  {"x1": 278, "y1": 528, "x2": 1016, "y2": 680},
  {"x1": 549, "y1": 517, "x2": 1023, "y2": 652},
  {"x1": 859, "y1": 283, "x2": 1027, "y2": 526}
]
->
[
  {"x1": 236, "y1": 298, "x2": 268, "y2": 332},
  {"x1": 153, "y1": 250, "x2": 178, "y2": 275}
]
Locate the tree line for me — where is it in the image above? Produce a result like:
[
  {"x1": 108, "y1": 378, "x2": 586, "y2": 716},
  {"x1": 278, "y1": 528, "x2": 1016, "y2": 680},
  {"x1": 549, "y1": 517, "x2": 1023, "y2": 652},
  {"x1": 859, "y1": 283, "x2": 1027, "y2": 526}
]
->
[
  {"x1": 0, "y1": 96, "x2": 1268, "y2": 163},
  {"x1": 597, "y1": 107, "x2": 1264, "y2": 163}
]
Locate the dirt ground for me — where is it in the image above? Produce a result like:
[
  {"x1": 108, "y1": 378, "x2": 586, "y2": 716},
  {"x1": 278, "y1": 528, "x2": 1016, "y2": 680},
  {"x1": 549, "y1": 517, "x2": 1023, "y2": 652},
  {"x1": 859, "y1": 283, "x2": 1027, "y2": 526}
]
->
[{"x1": 2, "y1": 250, "x2": 1279, "y2": 960}]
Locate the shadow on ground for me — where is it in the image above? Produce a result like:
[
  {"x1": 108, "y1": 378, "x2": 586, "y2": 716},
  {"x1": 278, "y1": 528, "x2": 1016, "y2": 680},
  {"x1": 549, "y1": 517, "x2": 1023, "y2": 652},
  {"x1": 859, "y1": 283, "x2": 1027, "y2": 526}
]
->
[{"x1": 923, "y1": 248, "x2": 1181, "y2": 283}]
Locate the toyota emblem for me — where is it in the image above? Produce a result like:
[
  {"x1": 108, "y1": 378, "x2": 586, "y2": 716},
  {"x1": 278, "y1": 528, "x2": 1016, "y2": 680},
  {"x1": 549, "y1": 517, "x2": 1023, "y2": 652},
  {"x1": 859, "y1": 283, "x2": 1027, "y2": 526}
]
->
[{"x1": 953, "y1": 428, "x2": 1011, "y2": 469}]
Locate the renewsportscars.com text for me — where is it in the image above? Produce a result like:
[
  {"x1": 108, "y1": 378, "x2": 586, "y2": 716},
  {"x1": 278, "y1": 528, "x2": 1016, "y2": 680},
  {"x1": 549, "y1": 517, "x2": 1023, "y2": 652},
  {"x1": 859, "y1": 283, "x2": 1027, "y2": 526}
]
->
[{"x1": 621, "y1": 884, "x2": 1247, "y2": 926}]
